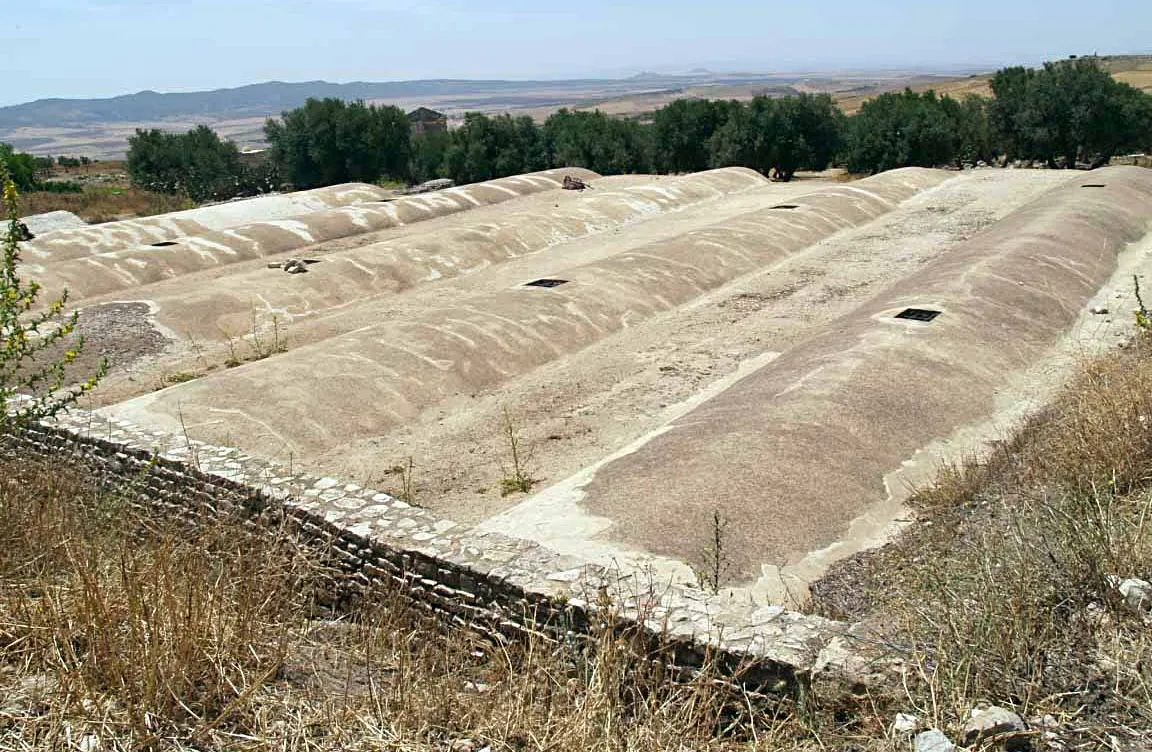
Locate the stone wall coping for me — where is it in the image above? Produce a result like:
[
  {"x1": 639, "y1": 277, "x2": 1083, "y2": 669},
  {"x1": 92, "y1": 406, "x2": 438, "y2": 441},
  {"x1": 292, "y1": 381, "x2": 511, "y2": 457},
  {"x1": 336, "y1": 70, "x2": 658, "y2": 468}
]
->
[{"x1": 3, "y1": 406, "x2": 862, "y2": 688}]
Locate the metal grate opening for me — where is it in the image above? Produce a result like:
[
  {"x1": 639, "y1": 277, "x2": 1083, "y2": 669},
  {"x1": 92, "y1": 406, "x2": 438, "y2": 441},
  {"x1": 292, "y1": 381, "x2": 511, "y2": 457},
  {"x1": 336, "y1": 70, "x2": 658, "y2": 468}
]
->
[
  {"x1": 1081, "y1": 184, "x2": 1106, "y2": 188},
  {"x1": 150, "y1": 241, "x2": 180, "y2": 247},
  {"x1": 525, "y1": 278, "x2": 569, "y2": 288},
  {"x1": 895, "y1": 308, "x2": 942, "y2": 322},
  {"x1": 770, "y1": 204, "x2": 800, "y2": 210}
]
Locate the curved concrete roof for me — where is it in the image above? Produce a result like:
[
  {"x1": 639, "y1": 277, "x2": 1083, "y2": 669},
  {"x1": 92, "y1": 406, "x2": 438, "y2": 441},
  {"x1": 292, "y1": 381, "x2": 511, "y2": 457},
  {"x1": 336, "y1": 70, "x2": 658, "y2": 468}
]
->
[
  {"x1": 110, "y1": 167, "x2": 949, "y2": 457},
  {"x1": 567, "y1": 165, "x2": 1152, "y2": 581},
  {"x1": 28, "y1": 168, "x2": 601, "y2": 300},
  {"x1": 22, "y1": 182, "x2": 391, "y2": 262},
  {"x1": 106, "y1": 168, "x2": 770, "y2": 339},
  {"x1": 81, "y1": 164, "x2": 1152, "y2": 604},
  {"x1": 19, "y1": 210, "x2": 87, "y2": 235}
]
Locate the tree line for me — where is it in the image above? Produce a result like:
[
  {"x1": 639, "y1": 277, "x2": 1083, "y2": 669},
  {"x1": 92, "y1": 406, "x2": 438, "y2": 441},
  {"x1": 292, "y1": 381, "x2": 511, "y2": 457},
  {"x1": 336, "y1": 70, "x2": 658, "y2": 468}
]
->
[
  {"x1": 126, "y1": 126, "x2": 278, "y2": 202},
  {"x1": 115, "y1": 57, "x2": 1152, "y2": 202},
  {"x1": 0, "y1": 145, "x2": 83, "y2": 194}
]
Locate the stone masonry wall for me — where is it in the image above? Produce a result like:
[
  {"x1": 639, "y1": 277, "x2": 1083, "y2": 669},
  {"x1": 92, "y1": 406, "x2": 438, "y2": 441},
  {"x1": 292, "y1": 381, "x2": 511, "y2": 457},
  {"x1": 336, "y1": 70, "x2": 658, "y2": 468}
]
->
[{"x1": 1, "y1": 409, "x2": 855, "y2": 694}]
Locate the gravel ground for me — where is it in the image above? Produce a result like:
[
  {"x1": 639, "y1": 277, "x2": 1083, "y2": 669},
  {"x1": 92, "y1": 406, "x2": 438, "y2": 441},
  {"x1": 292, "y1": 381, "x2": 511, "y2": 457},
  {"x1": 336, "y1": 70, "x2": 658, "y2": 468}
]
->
[{"x1": 76, "y1": 302, "x2": 170, "y2": 374}]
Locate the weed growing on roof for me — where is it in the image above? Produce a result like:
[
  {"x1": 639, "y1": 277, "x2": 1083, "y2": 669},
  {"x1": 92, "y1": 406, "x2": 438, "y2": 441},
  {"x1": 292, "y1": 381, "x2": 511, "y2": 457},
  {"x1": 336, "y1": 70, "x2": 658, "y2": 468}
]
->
[
  {"x1": 498, "y1": 406, "x2": 536, "y2": 496},
  {"x1": 219, "y1": 308, "x2": 289, "y2": 369},
  {"x1": 247, "y1": 307, "x2": 288, "y2": 360},
  {"x1": 1135, "y1": 274, "x2": 1150, "y2": 332},
  {"x1": 383, "y1": 456, "x2": 419, "y2": 506},
  {"x1": 692, "y1": 509, "x2": 733, "y2": 595}
]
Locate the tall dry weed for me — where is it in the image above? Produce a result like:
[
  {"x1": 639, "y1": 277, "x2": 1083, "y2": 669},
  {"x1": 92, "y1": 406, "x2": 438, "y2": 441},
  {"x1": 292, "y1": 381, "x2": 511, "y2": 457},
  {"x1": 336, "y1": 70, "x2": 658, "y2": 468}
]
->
[
  {"x1": 0, "y1": 455, "x2": 816, "y2": 750},
  {"x1": 887, "y1": 335, "x2": 1152, "y2": 734},
  {"x1": 0, "y1": 458, "x2": 320, "y2": 747}
]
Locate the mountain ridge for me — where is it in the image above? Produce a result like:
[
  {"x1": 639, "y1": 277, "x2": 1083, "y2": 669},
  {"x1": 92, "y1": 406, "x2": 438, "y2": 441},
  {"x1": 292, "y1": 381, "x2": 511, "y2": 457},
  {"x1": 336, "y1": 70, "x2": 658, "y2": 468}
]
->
[{"x1": 0, "y1": 73, "x2": 796, "y2": 129}]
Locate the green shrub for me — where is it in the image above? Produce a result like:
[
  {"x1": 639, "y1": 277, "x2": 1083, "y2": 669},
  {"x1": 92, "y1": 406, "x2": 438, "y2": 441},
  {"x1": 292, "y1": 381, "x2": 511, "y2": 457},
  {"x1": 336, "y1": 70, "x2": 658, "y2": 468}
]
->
[
  {"x1": 0, "y1": 163, "x2": 106, "y2": 430},
  {"x1": 127, "y1": 125, "x2": 276, "y2": 202},
  {"x1": 33, "y1": 180, "x2": 83, "y2": 194}
]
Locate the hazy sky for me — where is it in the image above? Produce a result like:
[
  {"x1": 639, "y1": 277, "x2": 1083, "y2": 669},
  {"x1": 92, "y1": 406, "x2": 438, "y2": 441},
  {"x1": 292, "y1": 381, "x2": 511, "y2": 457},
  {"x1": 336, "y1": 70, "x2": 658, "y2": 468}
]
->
[{"x1": 3, "y1": 0, "x2": 1150, "y2": 106}]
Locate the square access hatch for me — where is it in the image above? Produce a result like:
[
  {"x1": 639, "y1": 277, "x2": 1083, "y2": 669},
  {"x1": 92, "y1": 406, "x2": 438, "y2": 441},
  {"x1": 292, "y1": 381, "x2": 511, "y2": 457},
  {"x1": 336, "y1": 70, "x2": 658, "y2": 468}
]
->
[{"x1": 895, "y1": 308, "x2": 942, "y2": 322}]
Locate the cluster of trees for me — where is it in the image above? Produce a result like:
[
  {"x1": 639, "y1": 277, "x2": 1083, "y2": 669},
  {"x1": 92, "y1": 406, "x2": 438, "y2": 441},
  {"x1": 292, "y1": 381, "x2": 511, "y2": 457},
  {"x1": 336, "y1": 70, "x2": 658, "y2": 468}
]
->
[
  {"x1": 697, "y1": 95, "x2": 843, "y2": 179},
  {"x1": 989, "y1": 59, "x2": 1152, "y2": 168},
  {"x1": 406, "y1": 93, "x2": 842, "y2": 185},
  {"x1": 0, "y1": 143, "x2": 67, "y2": 192},
  {"x1": 117, "y1": 58, "x2": 1152, "y2": 203},
  {"x1": 55, "y1": 155, "x2": 92, "y2": 169},
  {"x1": 263, "y1": 98, "x2": 411, "y2": 189},
  {"x1": 544, "y1": 109, "x2": 652, "y2": 177},
  {"x1": 844, "y1": 59, "x2": 1152, "y2": 173},
  {"x1": 406, "y1": 59, "x2": 1148, "y2": 184},
  {"x1": 842, "y1": 91, "x2": 994, "y2": 174},
  {"x1": 0, "y1": 147, "x2": 93, "y2": 190},
  {"x1": 126, "y1": 126, "x2": 277, "y2": 202},
  {"x1": 261, "y1": 103, "x2": 654, "y2": 187}
]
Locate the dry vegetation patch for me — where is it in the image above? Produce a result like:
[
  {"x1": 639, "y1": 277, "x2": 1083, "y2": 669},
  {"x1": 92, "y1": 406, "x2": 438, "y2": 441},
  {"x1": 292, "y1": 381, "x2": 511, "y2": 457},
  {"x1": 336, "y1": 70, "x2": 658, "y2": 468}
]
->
[
  {"x1": 19, "y1": 185, "x2": 189, "y2": 224},
  {"x1": 0, "y1": 457, "x2": 828, "y2": 751},
  {"x1": 7, "y1": 335, "x2": 1152, "y2": 749},
  {"x1": 813, "y1": 333, "x2": 1152, "y2": 745},
  {"x1": 18, "y1": 162, "x2": 190, "y2": 223},
  {"x1": 0, "y1": 461, "x2": 322, "y2": 747}
]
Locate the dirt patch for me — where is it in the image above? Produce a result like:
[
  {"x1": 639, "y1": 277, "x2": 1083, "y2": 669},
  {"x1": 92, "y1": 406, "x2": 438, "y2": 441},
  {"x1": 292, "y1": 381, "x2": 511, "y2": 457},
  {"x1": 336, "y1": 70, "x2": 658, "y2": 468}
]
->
[
  {"x1": 76, "y1": 302, "x2": 170, "y2": 372},
  {"x1": 719, "y1": 284, "x2": 807, "y2": 312}
]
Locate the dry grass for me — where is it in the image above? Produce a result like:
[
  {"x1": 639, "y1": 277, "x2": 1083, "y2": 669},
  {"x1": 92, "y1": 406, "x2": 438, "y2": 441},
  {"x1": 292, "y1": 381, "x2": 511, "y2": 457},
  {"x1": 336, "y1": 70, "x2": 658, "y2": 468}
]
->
[
  {"x1": 19, "y1": 184, "x2": 191, "y2": 224},
  {"x1": 1114, "y1": 70, "x2": 1152, "y2": 94},
  {"x1": 19, "y1": 159, "x2": 190, "y2": 223},
  {"x1": 0, "y1": 461, "x2": 321, "y2": 748},
  {"x1": 0, "y1": 456, "x2": 832, "y2": 751},
  {"x1": 1105, "y1": 56, "x2": 1152, "y2": 94},
  {"x1": 813, "y1": 332, "x2": 1152, "y2": 745},
  {"x1": 7, "y1": 299, "x2": 1152, "y2": 748}
]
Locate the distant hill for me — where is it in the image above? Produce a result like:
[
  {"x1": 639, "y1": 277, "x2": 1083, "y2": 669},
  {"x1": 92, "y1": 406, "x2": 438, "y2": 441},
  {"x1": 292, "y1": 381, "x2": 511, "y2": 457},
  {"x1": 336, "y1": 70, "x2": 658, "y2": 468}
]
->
[
  {"x1": 0, "y1": 72, "x2": 842, "y2": 158},
  {"x1": 0, "y1": 74, "x2": 793, "y2": 129},
  {"x1": 28, "y1": 62, "x2": 1145, "y2": 159},
  {"x1": 0, "y1": 80, "x2": 559, "y2": 127}
]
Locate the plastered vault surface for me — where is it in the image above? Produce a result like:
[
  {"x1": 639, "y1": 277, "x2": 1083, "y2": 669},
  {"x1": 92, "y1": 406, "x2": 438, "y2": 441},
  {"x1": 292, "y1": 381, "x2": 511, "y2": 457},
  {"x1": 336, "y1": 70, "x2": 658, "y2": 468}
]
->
[{"x1": 15, "y1": 164, "x2": 1152, "y2": 673}]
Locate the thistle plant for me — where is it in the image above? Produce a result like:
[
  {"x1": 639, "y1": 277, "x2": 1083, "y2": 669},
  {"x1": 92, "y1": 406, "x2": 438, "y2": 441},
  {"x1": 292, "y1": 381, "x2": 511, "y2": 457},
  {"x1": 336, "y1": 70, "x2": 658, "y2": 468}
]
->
[{"x1": 0, "y1": 162, "x2": 106, "y2": 429}]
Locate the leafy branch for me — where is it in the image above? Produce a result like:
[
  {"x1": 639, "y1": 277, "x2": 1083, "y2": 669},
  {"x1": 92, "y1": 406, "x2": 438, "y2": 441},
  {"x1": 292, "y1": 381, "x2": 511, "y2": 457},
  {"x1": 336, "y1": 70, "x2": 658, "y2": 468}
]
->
[{"x1": 0, "y1": 161, "x2": 106, "y2": 429}]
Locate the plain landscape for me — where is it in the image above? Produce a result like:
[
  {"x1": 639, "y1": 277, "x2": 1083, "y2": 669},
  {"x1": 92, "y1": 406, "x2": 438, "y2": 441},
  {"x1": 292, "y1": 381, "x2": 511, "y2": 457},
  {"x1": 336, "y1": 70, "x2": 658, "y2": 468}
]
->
[
  {"x1": 5, "y1": 55, "x2": 1149, "y2": 160},
  {"x1": 0, "y1": 69, "x2": 959, "y2": 158}
]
